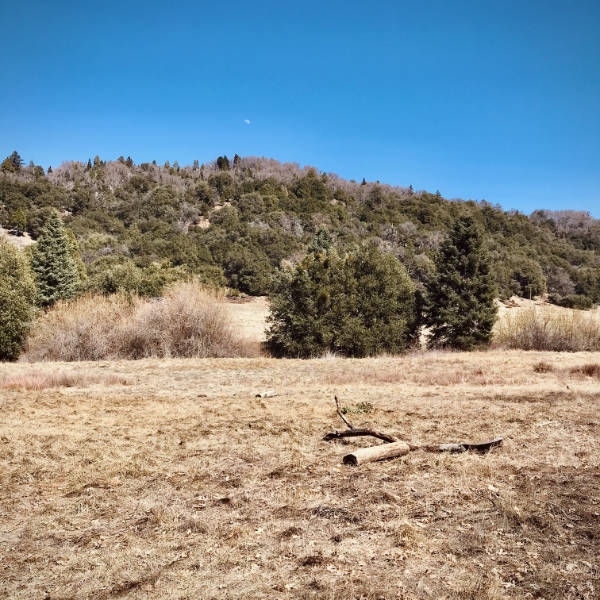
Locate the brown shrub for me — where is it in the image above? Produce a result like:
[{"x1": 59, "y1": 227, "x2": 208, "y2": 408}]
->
[
  {"x1": 493, "y1": 307, "x2": 600, "y2": 351},
  {"x1": 23, "y1": 294, "x2": 134, "y2": 361},
  {"x1": 24, "y1": 282, "x2": 259, "y2": 361},
  {"x1": 569, "y1": 363, "x2": 600, "y2": 379},
  {"x1": 533, "y1": 361, "x2": 554, "y2": 373}
]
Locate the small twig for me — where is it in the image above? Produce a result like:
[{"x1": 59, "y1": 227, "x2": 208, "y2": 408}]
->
[{"x1": 334, "y1": 395, "x2": 354, "y2": 430}]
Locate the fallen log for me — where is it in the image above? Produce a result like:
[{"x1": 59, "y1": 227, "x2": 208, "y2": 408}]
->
[
  {"x1": 325, "y1": 397, "x2": 503, "y2": 465},
  {"x1": 343, "y1": 441, "x2": 411, "y2": 465}
]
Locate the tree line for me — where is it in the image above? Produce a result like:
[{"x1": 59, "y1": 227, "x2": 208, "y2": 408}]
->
[{"x1": 1, "y1": 209, "x2": 497, "y2": 359}]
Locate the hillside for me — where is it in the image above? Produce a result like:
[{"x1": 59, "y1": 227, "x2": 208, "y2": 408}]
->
[{"x1": 1, "y1": 153, "x2": 599, "y2": 304}]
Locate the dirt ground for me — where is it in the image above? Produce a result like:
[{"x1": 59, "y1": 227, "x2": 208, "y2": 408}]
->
[{"x1": 1, "y1": 351, "x2": 599, "y2": 599}]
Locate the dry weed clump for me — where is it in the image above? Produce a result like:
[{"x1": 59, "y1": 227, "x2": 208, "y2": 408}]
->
[
  {"x1": 24, "y1": 282, "x2": 259, "y2": 361},
  {"x1": 23, "y1": 293, "x2": 131, "y2": 361},
  {"x1": 493, "y1": 307, "x2": 600, "y2": 351},
  {"x1": 569, "y1": 363, "x2": 600, "y2": 379},
  {"x1": 0, "y1": 370, "x2": 127, "y2": 390}
]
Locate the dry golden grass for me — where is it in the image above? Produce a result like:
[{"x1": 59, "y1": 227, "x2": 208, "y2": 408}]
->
[
  {"x1": 225, "y1": 295, "x2": 270, "y2": 342},
  {"x1": 0, "y1": 368, "x2": 128, "y2": 390},
  {"x1": 493, "y1": 305, "x2": 600, "y2": 351},
  {"x1": 1, "y1": 350, "x2": 598, "y2": 599}
]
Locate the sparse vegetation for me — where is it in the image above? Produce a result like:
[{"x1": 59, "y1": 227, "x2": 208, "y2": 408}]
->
[
  {"x1": 569, "y1": 363, "x2": 600, "y2": 378},
  {"x1": 341, "y1": 401, "x2": 374, "y2": 414},
  {"x1": 0, "y1": 369, "x2": 128, "y2": 390}
]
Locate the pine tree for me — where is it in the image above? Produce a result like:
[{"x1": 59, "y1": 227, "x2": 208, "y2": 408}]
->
[
  {"x1": 9, "y1": 151, "x2": 23, "y2": 170},
  {"x1": 307, "y1": 227, "x2": 333, "y2": 253},
  {"x1": 216, "y1": 155, "x2": 230, "y2": 170},
  {"x1": 0, "y1": 241, "x2": 37, "y2": 360},
  {"x1": 233, "y1": 154, "x2": 241, "y2": 167},
  {"x1": 66, "y1": 228, "x2": 87, "y2": 283},
  {"x1": 31, "y1": 211, "x2": 82, "y2": 306},
  {"x1": 10, "y1": 208, "x2": 27, "y2": 235},
  {"x1": 267, "y1": 240, "x2": 418, "y2": 357},
  {"x1": 423, "y1": 215, "x2": 497, "y2": 349}
]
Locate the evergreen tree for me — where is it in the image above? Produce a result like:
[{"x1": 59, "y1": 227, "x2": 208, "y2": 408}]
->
[
  {"x1": 31, "y1": 211, "x2": 82, "y2": 306},
  {"x1": 126, "y1": 156, "x2": 134, "y2": 167},
  {"x1": 308, "y1": 227, "x2": 333, "y2": 253},
  {"x1": 47, "y1": 166, "x2": 53, "y2": 173},
  {"x1": 86, "y1": 159, "x2": 92, "y2": 171},
  {"x1": 423, "y1": 215, "x2": 497, "y2": 349},
  {"x1": 216, "y1": 155, "x2": 230, "y2": 170},
  {"x1": 10, "y1": 208, "x2": 27, "y2": 235},
  {"x1": 233, "y1": 154, "x2": 241, "y2": 167},
  {"x1": 0, "y1": 241, "x2": 37, "y2": 360},
  {"x1": 267, "y1": 241, "x2": 418, "y2": 357},
  {"x1": 9, "y1": 151, "x2": 23, "y2": 171},
  {"x1": 1, "y1": 157, "x2": 16, "y2": 172}
]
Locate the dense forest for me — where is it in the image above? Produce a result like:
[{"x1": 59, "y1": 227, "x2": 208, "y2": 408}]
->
[{"x1": 1, "y1": 151, "x2": 599, "y2": 306}]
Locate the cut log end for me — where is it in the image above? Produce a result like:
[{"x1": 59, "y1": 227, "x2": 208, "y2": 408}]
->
[{"x1": 342, "y1": 441, "x2": 411, "y2": 466}]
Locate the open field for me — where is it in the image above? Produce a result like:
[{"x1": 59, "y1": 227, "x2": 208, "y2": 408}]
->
[
  {"x1": 225, "y1": 296, "x2": 269, "y2": 343},
  {"x1": 225, "y1": 295, "x2": 600, "y2": 348},
  {"x1": 1, "y1": 351, "x2": 599, "y2": 599}
]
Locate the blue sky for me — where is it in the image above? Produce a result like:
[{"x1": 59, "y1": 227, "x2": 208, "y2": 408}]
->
[{"x1": 1, "y1": 0, "x2": 599, "y2": 216}]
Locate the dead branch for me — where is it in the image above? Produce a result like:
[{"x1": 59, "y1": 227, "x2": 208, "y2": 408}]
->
[
  {"x1": 325, "y1": 397, "x2": 502, "y2": 465},
  {"x1": 323, "y1": 429, "x2": 399, "y2": 443},
  {"x1": 334, "y1": 395, "x2": 354, "y2": 429}
]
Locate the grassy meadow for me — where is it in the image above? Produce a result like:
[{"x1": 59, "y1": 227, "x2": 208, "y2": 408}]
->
[{"x1": 1, "y1": 345, "x2": 599, "y2": 598}]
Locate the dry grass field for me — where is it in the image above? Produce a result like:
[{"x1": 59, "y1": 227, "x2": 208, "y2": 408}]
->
[
  {"x1": 1, "y1": 351, "x2": 599, "y2": 599},
  {"x1": 225, "y1": 296, "x2": 270, "y2": 342}
]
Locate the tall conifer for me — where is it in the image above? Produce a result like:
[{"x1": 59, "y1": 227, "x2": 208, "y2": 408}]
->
[
  {"x1": 423, "y1": 215, "x2": 497, "y2": 349},
  {"x1": 31, "y1": 211, "x2": 82, "y2": 306}
]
